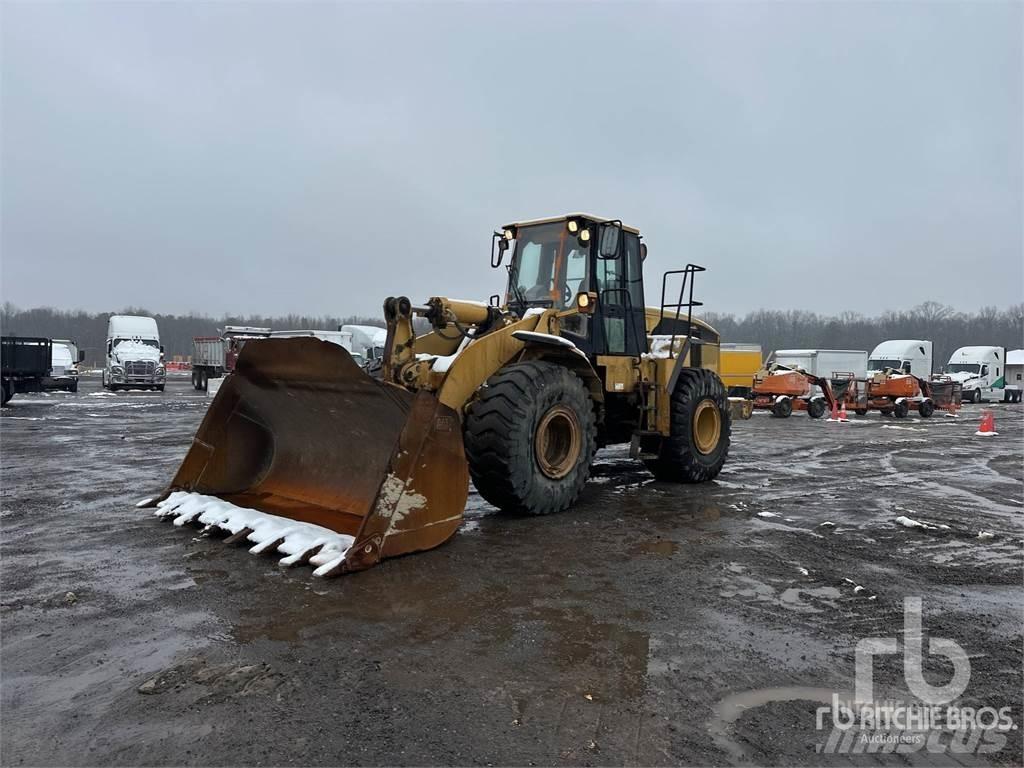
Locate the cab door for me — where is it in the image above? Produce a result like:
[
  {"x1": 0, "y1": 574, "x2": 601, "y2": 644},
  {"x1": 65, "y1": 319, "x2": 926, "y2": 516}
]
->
[{"x1": 592, "y1": 229, "x2": 647, "y2": 357}]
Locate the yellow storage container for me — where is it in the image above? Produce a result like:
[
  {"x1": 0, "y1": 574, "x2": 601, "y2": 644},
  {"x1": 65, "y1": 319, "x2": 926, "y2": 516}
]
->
[{"x1": 720, "y1": 343, "x2": 763, "y2": 396}]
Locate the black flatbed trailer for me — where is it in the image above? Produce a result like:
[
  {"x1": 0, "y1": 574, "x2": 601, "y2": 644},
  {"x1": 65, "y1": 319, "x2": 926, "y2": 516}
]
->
[{"x1": 2, "y1": 336, "x2": 52, "y2": 405}]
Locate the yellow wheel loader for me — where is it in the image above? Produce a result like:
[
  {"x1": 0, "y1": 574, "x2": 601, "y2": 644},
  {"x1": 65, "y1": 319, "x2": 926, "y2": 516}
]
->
[{"x1": 143, "y1": 214, "x2": 731, "y2": 576}]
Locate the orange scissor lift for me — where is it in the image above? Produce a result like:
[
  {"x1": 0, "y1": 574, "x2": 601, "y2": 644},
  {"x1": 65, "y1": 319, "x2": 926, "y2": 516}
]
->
[{"x1": 751, "y1": 364, "x2": 837, "y2": 419}]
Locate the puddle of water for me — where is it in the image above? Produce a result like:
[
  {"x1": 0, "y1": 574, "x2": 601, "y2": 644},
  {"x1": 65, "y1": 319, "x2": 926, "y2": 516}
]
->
[
  {"x1": 629, "y1": 539, "x2": 678, "y2": 557},
  {"x1": 708, "y1": 686, "x2": 842, "y2": 761}
]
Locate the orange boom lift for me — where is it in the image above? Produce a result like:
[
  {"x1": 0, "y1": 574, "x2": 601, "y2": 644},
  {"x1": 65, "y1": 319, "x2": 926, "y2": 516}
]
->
[{"x1": 750, "y1": 364, "x2": 837, "y2": 419}]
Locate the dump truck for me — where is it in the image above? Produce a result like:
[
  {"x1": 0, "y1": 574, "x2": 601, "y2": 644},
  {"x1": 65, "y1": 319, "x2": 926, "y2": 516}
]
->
[
  {"x1": 142, "y1": 213, "x2": 733, "y2": 576},
  {"x1": 750, "y1": 363, "x2": 836, "y2": 418},
  {"x1": 2, "y1": 336, "x2": 52, "y2": 405},
  {"x1": 191, "y1": 326, "x2": 271, "y2": 391}
]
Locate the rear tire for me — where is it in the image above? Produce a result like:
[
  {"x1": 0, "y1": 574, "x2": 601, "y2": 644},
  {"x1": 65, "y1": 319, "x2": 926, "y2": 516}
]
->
[
  {"x1": 463, "y1": 361, "x2": 596, "y2": 515},
  {"x1": 918, "y1": 400, "x2": 935, "y2": 418},
  {"x1": 645, "y1": 369, "x2": 730, "y2": 483},
  {"x1": 771, "y1": 397, "x2": 793, "y2": 418},
  {"x1": 807, "y1": 398, "x2": 826, "y2": 419},
  {"x1": 855, "y1": 408, "x2": 868, "y2": 416},
  {"x1": 200, "y1": 370, "x2": 208, "y2": 391},
  {"x1": 2, "y1": 380, "x2": 12, "y2": 406},
  {"x1": 192, "y1": 370, "x2": 200, "y2": 390}
]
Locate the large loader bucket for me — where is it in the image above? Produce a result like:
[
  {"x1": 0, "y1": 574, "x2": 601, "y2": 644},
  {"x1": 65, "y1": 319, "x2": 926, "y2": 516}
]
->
[{"x1": 142, "y1": 338, "x2": 468, "y2": 576}]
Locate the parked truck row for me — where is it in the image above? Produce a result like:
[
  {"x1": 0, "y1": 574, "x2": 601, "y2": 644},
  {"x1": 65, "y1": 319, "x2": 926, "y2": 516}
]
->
[{"x1": 720, "y1": 339, "x2": 1020, "y2": 420}]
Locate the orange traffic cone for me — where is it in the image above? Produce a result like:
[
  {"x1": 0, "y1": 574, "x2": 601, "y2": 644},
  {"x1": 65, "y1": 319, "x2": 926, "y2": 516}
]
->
[
  {"x1": 828, "y1": 400, "x2": 840, "y2": 422},
  {"x1": 838, "y1": 403, "x2": 849, "y2": 422},
  {"x1": 974, "y1": 410, "x2": 998, "y2": 437}
]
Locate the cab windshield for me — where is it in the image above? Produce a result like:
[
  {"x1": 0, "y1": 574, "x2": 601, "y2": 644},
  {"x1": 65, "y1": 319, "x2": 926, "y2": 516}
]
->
[
  {"x1": 869, "y1": 358, "x2": 906, "y2": 371},
  {"x1": 113, "y1": 338, "x2": 159, "y2": 348},
  {"x1": 944, "y1": 363, "x2": 980, "y2": 374},
  {"x1": 507, "y1": 223, "x2": 589, "y2": 310}
]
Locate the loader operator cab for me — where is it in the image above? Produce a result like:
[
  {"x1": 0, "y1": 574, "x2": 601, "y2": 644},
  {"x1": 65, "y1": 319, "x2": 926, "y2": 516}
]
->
[{"x1": 497, "y1": 215, "x2": 647, "y2": 358}]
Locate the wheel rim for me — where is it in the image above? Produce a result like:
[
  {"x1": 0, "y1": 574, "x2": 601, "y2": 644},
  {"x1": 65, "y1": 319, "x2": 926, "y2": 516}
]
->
[
  {"x1": 693, "y1": 400, "x2": 722, "y2": 455},
  {"x1": 535, "y1": 405, "x2": 582, "y2": 480}
]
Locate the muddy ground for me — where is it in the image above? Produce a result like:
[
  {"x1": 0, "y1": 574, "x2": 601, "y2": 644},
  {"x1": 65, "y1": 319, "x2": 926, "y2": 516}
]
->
[{"x1": 1, "y1": 376, "x2": 1021, "y2": 767}]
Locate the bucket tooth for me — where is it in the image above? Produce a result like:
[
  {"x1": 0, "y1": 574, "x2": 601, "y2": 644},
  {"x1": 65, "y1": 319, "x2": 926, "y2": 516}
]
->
[
  {"x1": 223, "y1": 527, "x2": 254, "y2": 546},
  {"x1": 248, "y1": 536, "x2": 286, "y2": 555},
  {"x1": 278, "y1": 543, "x2": 324, "y2": 568}
]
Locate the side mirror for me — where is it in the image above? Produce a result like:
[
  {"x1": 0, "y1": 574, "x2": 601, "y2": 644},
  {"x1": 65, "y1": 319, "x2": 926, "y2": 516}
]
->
[
  {"x1": 598, "y1": 223, "x2": 622, "y2": 259},
  {"x1": 160, "y1": 345, "x2": 165, "y2": 353},
  {"x1": 491, "y1": 230, "x2": 513, "y2": 268},
  {"x1": 78, "y1": 350, "x2": 86, "y2": 363},
  {"x1": 640, "y1": 243, "x2": 648, "y2": 262}
]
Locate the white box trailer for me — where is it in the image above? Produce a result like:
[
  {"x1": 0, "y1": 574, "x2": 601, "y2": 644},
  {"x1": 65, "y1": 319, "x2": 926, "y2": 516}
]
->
[
  {"x1": 868, "y1": 340, "x2": 933, "y2": 378},
  {"x1": 1001, "y1": 349, "x2": 1021, "y2": 403},
  {"x1": 773, "y1": 349, "x2": 868, "y2": 379},
  {"x1": 270, "y1": 329, "x2": 353, "y2": 352}
]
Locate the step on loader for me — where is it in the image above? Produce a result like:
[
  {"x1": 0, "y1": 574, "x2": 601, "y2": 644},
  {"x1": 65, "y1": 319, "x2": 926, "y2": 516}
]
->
[{"x1": 141, "y1": 214, "x2": 733, "y2": 575}]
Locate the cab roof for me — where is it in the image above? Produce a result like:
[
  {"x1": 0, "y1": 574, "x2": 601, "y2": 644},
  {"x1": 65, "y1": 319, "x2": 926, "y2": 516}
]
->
[{"x1": 503, "y1": 213, "x2": 641, "y2": 236}]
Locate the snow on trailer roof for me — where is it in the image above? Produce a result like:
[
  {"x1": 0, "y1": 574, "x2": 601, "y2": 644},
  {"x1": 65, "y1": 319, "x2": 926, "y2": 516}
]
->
[
  {"x1": 223, "y1": 326, "x2": 271, "y2": 336},
  {"x1": 775, "y1": 349, "x2": 867, "y2": 355},
  {"x1": 1007, "y1": 349, "x2": 1024, "y2": 366}
]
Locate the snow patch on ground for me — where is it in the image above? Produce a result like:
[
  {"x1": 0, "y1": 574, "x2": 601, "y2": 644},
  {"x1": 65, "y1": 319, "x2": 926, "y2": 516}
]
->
[
  {"x1": 153, "y1": 491, "x2": 355, "y2": 576},
  {"x1": 756, "y1": 511, "x2": 780, "y2": 518},
  {"x1": 895, "y1": 515, "x2": 950, "y2": 532}
]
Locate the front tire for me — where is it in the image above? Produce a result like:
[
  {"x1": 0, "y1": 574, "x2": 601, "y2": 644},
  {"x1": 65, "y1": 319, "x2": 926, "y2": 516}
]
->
[
  {"x1": 771, "y1": 397, "x2": 793, "y2": 418},
  {"x1": 971, "y1": 389, "x2": 982, "y2": 404},
  {"x1": 918, "y1": 400, "x2": 935, "y2": 418},
  {"x1": 645, "y1": 369, "x2": 730, "y2": 483},
  {"x1": 2, "y1": 379, "x2": 12, "y2": 406},
  {"x1": 894, "y1": 400, "x2": 910, "y2": 418},
  {"x1": 463, "y1": 361, "x2": 596, "y2": 515},
  {"x1": 807, "y1": 398, "x2": 826, "y2": 419}
]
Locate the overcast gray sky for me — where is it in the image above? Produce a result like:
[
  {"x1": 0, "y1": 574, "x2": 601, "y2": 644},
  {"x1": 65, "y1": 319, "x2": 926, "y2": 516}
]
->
[{"x1": 2, "y1": 1, "x2": 1021, "y2": 319}]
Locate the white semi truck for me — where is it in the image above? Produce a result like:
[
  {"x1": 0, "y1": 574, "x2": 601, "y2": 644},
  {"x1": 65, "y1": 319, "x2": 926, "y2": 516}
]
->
[
  {"x1": 942, "y1": 346, "x2": 1007, "y2": 403},
  {"x1": 341, "y1": 324, "x2": 387, "y2": 367},
  {"x1": 44, "y1": 339, "x2": 85, "y2": 392},
  {"x1": 867, "y1": 340, "x2": 933, "y2": 378},
  {"x1": 104, "y1": 315, "x2": 165, "y2": 391}
]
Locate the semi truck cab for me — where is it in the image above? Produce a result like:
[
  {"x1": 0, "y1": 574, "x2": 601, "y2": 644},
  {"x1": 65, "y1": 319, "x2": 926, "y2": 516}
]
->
[
  {"x1": 104, "y1": 315, "x2": 165, "y2": 392},
  {"x1": 943, "y1": 346, "x2": 1006, "y2": 403}
]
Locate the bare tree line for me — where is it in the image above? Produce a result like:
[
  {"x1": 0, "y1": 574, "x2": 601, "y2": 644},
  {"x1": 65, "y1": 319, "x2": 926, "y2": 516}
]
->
[
  {"x1": 0, "y1": 303, "x2": 384, "y2": 363},
  {"x1": 2, "y1": 301, "x2": 1021, "y2": 370}
]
